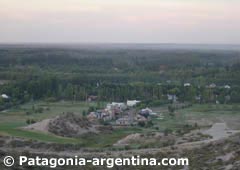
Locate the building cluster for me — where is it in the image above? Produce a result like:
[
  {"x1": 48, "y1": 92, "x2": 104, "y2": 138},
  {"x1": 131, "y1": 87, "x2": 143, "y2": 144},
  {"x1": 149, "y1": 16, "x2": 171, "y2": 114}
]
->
[{"x1": 87, "y1": 100, "x2": 154, "y2": 126}]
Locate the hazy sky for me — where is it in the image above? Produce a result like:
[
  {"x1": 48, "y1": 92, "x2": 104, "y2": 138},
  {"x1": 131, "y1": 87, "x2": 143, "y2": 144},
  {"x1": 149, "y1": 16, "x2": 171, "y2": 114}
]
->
[{"x1": 0, "y1": 0, "x2": 239, "y2": 44}]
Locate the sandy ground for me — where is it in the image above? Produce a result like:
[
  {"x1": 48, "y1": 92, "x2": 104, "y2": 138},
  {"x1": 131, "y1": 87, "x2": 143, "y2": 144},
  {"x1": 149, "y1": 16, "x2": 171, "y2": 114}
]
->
[
  {"x1": 20, "y1": 117, "x2": 240, "y2": 158},
  {"x1": 202, "y1": 123, "x2": 239, "y2": 141},
  {"x1": 23, "y1": 113, "x2": 101, "y2": 136},
  {"x1": 23, "y1": 119, "x2": 51, "y2": 133},
  {"x1": 1, "y1": 123, "x2": 240, "y2": 159}
]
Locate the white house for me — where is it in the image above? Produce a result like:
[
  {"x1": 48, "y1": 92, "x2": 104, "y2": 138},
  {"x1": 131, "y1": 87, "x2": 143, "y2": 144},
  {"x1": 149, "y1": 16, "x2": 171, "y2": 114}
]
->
[
  {"x1": 167, "y1": 94, "x2": 178, "y2": 102},
  {"x1": 106, "y1": 102, "x2": 126, "y2": 110},
  {"x1": 1, "y1": 94, "x2": 9, "y2": 99},
  {"x1": 127, "y1": 100, "x2": 140, "y2": 107},
  {"x1": 184, "y1": 83, "x2": 191, "y2": 87},
  {"x1": 140, "y1": 107, "x2": 152, "y2": 114},
  {"x1": 224, "y1": 85, "x2": 231, "y2": 89},
  {"x1": 208, "y1": 83, "x2": 216, "y2": 88}
]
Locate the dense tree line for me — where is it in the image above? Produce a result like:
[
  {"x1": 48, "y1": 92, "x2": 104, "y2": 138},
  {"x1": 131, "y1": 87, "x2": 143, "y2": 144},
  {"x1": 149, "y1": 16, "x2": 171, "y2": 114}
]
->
[
  {"x1": 0, "y1": 46, "x2": 240, "y2": 110},
  {"x1": 0, "y1": 73, "x2": 239, "y2": 111}
]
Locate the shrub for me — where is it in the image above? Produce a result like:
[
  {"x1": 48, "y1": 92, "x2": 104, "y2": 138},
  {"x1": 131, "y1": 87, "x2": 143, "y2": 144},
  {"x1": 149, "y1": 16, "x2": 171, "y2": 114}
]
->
[
  {"x1": 25, "y1": 111, "x2": 32, "y2": 115},
  {"x1": 145, "y1": 121, "x2": 154, "y2": 128},
  {"x1": 138, "y1": 121, "x2": 146, "y2": 127},
  {"x1": 26, "y1": 119, "x2": 36, "y2": 125},
  {"x1": 45, "y1": 97, "x2": 57, "y2": 102},
  {"x1": 168, "y1": 105, "x2": 175, "y2": 113},
  {"x1": 164, "y1": 128, "x2": 172, "y2": 136},
  {"x1": 35, "y1": 107, "x2": 44, "y2": 113}
]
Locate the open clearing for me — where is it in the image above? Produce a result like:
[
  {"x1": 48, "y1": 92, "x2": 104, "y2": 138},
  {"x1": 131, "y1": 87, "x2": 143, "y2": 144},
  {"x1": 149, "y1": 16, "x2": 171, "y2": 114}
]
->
[
  {"x1": 0, "y1": 102, "x2": 240, "y2": 148},
  {"x1": 152, "y1": 104, "x2": 240, "y2": 131}
]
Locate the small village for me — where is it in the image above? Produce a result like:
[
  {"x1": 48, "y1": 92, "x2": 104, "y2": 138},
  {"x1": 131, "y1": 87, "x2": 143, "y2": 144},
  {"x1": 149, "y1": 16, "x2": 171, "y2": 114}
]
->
[
  {"x1": 0, "y1": 42, "x2": 240, "y2": 170},
  {"x1": 84, "y1": 82, "x2": 232, "y2": 126},
  {"x1": 87, "y1": 100, "x2": 157, "y2": 126}
]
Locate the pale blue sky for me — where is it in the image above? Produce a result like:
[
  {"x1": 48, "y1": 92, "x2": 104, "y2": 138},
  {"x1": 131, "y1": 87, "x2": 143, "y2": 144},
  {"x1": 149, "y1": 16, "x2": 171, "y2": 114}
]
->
[{"x1": 0, "y1": 0, "x2": 239, "y2": 44}]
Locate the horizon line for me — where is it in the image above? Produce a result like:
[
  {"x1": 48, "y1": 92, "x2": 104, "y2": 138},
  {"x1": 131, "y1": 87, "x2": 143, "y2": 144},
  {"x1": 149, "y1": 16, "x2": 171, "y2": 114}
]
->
[{"x1": 0, "y1": 42, "x2": 240, "y2": 46}]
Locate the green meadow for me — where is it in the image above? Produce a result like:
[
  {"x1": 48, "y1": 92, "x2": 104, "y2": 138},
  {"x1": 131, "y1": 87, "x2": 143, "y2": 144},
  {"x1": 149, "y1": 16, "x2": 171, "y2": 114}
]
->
[{"x1": 1, "y1": 101, "x2": 240, "y2": 147}]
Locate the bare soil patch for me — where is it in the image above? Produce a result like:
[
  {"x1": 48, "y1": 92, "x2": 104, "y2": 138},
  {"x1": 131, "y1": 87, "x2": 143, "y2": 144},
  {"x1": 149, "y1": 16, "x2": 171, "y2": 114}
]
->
[{"x1": 24, "y1": 112, "x2": 113, "y2": 137}]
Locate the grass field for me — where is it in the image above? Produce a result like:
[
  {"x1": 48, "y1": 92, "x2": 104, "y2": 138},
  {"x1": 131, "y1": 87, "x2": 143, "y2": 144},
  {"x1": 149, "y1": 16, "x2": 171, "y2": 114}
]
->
[
  {"x1": 0, "y1": 101, "x2": 98, "y2": 144},
  {"x1": 152, "y1": 104, "x2": 240, "y2": 131},
  {"x1": 0, "y1": 101, "x2": 142, "y2": 147},
  {"x1": 0, "y1": 101, "x2": 240, "y2": 147}
]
